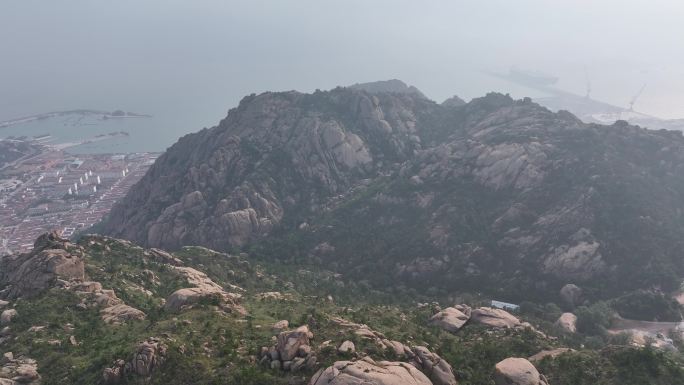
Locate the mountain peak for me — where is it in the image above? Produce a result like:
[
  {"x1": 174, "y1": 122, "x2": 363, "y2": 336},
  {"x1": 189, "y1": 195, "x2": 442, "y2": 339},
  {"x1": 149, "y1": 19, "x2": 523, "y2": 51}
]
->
[{"x1": 348, "y1": 79, "x2": 426, "y2": 98}]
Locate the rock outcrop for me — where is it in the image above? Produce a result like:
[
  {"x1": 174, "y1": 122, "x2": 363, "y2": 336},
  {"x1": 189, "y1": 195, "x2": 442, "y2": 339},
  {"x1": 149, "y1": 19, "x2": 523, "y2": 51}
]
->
[
  {"x1": 429, "y1": 305, "x2": 471, "y2": 333},
  {"x1": 100, "y1": 304, "x2": 146, "y2": 325},
  {"x1": 338, "y1": 340, "x2": 355, "y2": 354},
  {"x1": 0, "y1": 232, "x2": 84, "y2": 299},
  {"x1": 0, "y1": 310, "x2": 17, "y2": 326},
  {"x1": 309, "y1": 357, "x2": 433, "y2": 385},
  {"x1": 409, "y1": 346, "x2": 458, "y2": 385},
  {"x1": 494, "y1": 358, "x2": 549, "y2": 385},
  {"x1": 559, "y1": 284, "x2": 582, "y2": 309},
  {"x1": 329, "y1": 317, "x2": 412, "y2": 357},
  {"x1": 276, "y1": 325, "x2": 313, "y2": 362},
  {"x1": 164, "y1": 266, "x2": 245, "y2": 314},
  {"x1": 0, "y1": 352, "x2": 40, "y2": 385},
  {"x1": 103, "y1": 338, "x2": 167, "y2": 384},
  {"x1": 555, "y1": 313, "x2": 577, "y2": 333},
  {"x1": 471, "y1": 307, "x2": 521, "y2": 329},
  {"x1": 260, "y1": 325, "x2": 317, "y2": 373},
  {"x1": 272, "y1": 320, "x2": 289, "y2": 332}
]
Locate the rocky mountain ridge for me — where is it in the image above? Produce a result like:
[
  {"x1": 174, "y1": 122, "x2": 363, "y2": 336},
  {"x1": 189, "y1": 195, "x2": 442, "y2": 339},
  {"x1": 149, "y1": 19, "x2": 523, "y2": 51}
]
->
[
  {"x1": 1, "y1": 232, "x2": 682, "y2": 385},
  {"x1": 101, "y1": 80, "x2": 684, "y2": 301}
]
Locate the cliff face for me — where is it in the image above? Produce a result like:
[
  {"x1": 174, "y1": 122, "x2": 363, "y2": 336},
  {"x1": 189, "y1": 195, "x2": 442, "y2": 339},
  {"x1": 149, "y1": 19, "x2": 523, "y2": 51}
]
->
[
  {"x1": 103, "y1": 85, "x2": 443, "y2": 250},
  {"x1": 102, "y1": 81, "x2": 684, "y2": 299}
]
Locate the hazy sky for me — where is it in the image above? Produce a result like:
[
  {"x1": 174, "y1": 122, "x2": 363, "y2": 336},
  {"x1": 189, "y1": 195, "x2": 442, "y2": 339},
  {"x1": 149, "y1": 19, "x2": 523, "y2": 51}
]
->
[{"x1": 2, "y1": 0, "x2": 684, "y2": 129}]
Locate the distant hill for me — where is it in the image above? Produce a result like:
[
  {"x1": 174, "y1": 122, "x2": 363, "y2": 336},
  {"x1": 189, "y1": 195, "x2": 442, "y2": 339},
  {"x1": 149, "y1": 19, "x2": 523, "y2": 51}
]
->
[{"x1": 102, "y1": 81, "x2": 684, "y2": 302}]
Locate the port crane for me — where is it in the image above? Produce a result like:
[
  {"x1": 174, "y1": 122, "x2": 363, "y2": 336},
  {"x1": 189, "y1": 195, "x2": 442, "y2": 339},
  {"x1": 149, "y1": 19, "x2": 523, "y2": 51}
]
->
[{"x1": 628, "y1": 84, "x2": 647, "y2": 112}]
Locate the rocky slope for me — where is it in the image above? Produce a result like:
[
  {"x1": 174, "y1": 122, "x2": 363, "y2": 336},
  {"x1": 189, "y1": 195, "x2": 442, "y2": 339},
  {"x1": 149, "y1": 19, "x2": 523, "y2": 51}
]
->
[
  {"x1": 1, "y1": 232, "x2": 683, "y2": 385},
  {"x1": 101, "y1": 80, "x2": 684, "y2": 301}
]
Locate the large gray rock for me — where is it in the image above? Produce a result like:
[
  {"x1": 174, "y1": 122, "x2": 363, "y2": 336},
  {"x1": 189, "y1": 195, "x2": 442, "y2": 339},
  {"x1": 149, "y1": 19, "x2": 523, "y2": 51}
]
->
[
  {"x1": 164, "y1": 287, "x2": 244, "y2": 314},
  {"x1": 410, "y1": 346, "x2": 458, "y2": 385},
  {"x1": 471, "y1": 307, "x2": 520, "y2": 328},
  {"x1": 164, "y1": 266, "x2": 245, "y2": 314},
  {"x1": 338, "y1": 340, "x2": 355, "y2": 354},
  {"x1": 272, "y1": 320, "x2": 289, "y2": 332},
  {"x1": 0, "y1": 353, "x2": 40, "y2": 385},
  {"x1": 559, "y1": 284, "x2": 583, "y2": 309},
  {"x1": 429, "y1": 305, "x2": 471, "y2": 333},
  {"x1": 277, "y1": 325, "x2": 313, "y2": 362},
  {"x1": 494, "y1": 358, "x2": 549, "y2": 385},
  {"x1": 0, "y1": 232, "x2": 84, "y2": 299},
  {"x1": 103, "y1": 338, "x2": 166, "y2": 383},
  {"x1": 308, "y1": 357, "x2": 433, "y2": 385},
  {"x1": 100, "y1": 304, "x2": 146, "y2": 325},
  {"x1": 0, "y1": 310, "x2": 17, "y2": 326},
  {"x1": 127, "y1": 338, "x2": 167, "y2": 377},
  {"x1": 555, "y1": 313, "x2": 577, "y2": 333},
  {"x1": 543, "y1": 239, "x2": 605, "y2": 280}
]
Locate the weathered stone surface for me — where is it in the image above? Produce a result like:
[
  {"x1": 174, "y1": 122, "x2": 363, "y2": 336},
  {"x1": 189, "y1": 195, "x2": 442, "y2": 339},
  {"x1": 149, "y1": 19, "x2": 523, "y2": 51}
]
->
[
  {"x1": 71, "y1": 281, "x2": 103, "y2": 293},
  {"x1": 560, "y1": 284, "x2": 583, "y2": 309},
  {"x1": 276, "y1": 326, "x2": 312, "y2": 362},
  {"x1": 103, "y1": 338, "x2": 166, "y2": 383},
  {"x1": 163, "y1": 266, "x2": 245, "y2": 314},
  {"x1": 291, "y1": 357, "x2": 307, "y2": 372},
  {"x1": 0, "y1": 310, "x2": 17, "y2": 326},
  {"x1": 494, "y1": 358, "x2": 548, "y2": 385},
  {"x1": 102, "y1": 360, "x2": 125, "y2": 384},
  {"x1": 100, "y1": 304, "x2": 146, "y2": 325},
  {"x1": 0, "y1": 232, "x2": 84, "y2": 299},
  {"x1": 543, "y1": 239, "x2": 605, "y2": 280},
  {"x1": 471, "y1": 307, "x2": 520, "y2": 328},
  {"x1": 0, "y1": 353, "x2": 40, "y2": 385},
  {"x1": 338, "y1": 340, "x2": 355, "y2": 354},
  {"x1": 164, "y1": 287, "x2": 244, "y2": 314},
  {"x1": 309, "y1": 357, "x2": 433, "y2": 385},
  {"x1": 429, "y1": 305, "x2": 471, "y2": 333},
  {"x1": 147, "y1": 248, "x2": 183, "y2": 266},
  {"x1": 128, "y1": 338, "x2": 167, "y2": 377},
  {"x1": 555, "y1": 313, "x2": 577, "y2": 333},
  {"x1": 410, "y1": 346, "x2": 458, "y2": 385},
  {"x1": 328, "y1": 316, "x2": 412, "y2": 356},
  {"x1": 272, "y1": 320, "x2": 289, "y2": 332}
]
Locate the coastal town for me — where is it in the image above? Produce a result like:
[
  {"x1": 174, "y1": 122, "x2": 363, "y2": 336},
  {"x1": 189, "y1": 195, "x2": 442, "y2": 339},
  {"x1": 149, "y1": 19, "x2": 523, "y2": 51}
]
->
[{"x1": 0, "y1": 138, "x2": 157, "y2": 254}]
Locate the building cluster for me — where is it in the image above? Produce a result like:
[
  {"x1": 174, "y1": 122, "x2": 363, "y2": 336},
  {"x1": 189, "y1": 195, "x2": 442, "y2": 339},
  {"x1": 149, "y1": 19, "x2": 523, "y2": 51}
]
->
[{"x1": 0, "y1": 147, "x2": 157, "y2": 254}]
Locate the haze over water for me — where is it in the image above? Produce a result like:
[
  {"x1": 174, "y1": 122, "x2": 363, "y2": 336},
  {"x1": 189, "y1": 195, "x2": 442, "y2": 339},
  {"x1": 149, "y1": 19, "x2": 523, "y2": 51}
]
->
[{"x1": 2, "y1": 0, "x2": 684, "y2": 153}]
